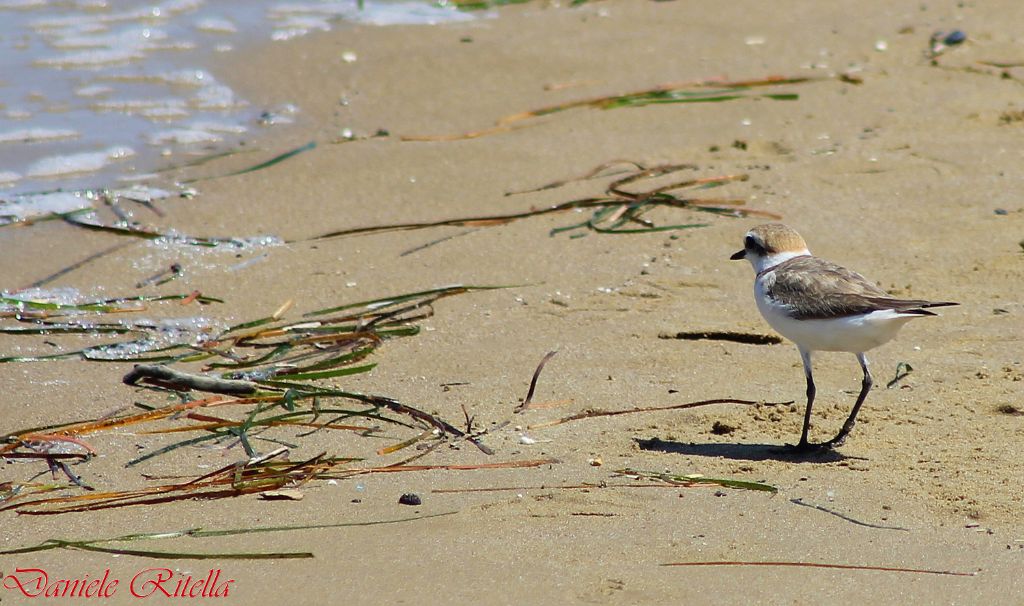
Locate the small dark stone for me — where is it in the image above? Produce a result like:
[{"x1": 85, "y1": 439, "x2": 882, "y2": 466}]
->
[
  {"x1": 943, "y1": 29, "x2": 967, "y2": 46},
  {"x1": 994, "y1": 208, "x2": 1008, "y2": 215},
  {"x1": 399, "y1": 493, "x2": 422, "y2": 506},
  {"x1": 711, "y1": 421, "x2": 737, "y2": 435}
]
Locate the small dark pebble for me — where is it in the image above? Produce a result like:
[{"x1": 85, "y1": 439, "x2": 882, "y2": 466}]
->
[
  {"x1": 943, "y1": 29, "x2": 967, "y2": 46},
  {"x1": 711, "y1": 421, "x2": 737, "y2": 435},
  {"x1": 994, "y1": 208, "x2": 1008, "y2": 215},
  {"x1": 399, "y1": 493, "x2": 422, "y2": 506},
  {"x1": 996, "y1": 404, "x2": 1023, "y2": 416}
]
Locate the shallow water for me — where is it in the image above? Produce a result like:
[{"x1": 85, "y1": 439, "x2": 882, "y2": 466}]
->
[{"x1": 0, "y1": 0, "x2": 472, "y2": 195}]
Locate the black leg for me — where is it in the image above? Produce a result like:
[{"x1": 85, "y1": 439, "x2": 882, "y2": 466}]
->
[
  {"x1": 827, "y1": 353, "x2": 872, "y2": 447},
  {"x1": 796, "y1": 348, "x2": 816, "y2": 449}
]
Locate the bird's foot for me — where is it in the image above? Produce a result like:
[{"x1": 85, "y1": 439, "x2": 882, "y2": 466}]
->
[
  {"x1": 782, "y1": 440, "x2": 835, "y2": 454},
  {"x1": 824, "y1": 433, "x2": 850, "y2": 448}
]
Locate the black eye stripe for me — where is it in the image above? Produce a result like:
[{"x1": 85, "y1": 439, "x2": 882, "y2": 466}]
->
[{"x1": 745, "y1": 235, "x2": 766, "y2": 254}]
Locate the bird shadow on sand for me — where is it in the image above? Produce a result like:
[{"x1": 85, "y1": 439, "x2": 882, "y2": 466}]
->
[{"x1": 634, "y1": 436, "x2": 865, "y2": 463}]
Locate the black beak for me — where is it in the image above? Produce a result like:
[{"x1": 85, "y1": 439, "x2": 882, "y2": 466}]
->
[{"x1": 730, "y1": 249, "x2": 746, "y2": 260}]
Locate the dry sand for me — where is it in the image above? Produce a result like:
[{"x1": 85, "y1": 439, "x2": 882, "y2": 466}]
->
[{"x1": 3, "y1": 1, "x2": 1024, "y2": 603}]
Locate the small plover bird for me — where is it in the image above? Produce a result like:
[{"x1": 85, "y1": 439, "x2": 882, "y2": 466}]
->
[{"x1": 731, "y1": 223, "x2": 957, "y2": 450}]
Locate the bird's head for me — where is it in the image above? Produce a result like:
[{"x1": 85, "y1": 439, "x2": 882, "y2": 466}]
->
[{"x1": 731, "y1": 223, "x2": 811, "y2": 274}]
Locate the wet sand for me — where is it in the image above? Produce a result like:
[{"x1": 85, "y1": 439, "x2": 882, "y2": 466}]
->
[{"x1": 3, "y1": 1, "x2": 1024, "y2": 603}]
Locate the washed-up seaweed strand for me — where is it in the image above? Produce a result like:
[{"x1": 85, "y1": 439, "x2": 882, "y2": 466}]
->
[
  {"x1": 3, "y1": 451, "x2": 357, "y2": 514},
  {"x1": 516, "y1": 350, "x2": 558, "y2": 413},
  {"x1": 790, "y1": 498, "x2": 910, "y2": 532},
  {"x1": 528, "y1": 398, "x2": 790, "y2": 430},
  {"x1": 0, "y1": 511, "x2": 459, "y2": 560},
  {"x1": 661, "y1": 561, "x2": 976, "y2": 577},
  {"x1": 505, "y1": 160, "x2": 654, "y2": 196},
  {"x1": 401, "y1": 75, "x2": 830, "y2": 142},
  {"x1": 305, "y1": 183, "x2": 764, "y2": 241},
  {"x1": 180, "y1": 141, "x2": 316, "y2": 184},
  {"x1": 14, "y1": 242, "x2": 130, "y2": 293}
]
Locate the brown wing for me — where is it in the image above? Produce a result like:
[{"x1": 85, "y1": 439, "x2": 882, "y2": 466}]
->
[{"x1": 765, "y1": 256, "x2": 955, "y2": 320}]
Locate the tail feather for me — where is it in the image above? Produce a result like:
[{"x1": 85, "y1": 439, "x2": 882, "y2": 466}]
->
[
  {"x1": 864, "y1": 297, "x2": 959, "y2": 315},
  {"x1": 899, "y1": 308, "x2": 938, "y2": 317}
]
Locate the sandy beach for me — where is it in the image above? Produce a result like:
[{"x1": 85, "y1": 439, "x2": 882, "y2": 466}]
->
[{"x1": 3, "y1": 1, "x2": 1024, "y2": 603}]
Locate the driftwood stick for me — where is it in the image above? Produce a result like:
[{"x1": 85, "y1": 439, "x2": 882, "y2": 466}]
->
[{"x1": 123, "y1": 365, "x2": 257, "y2": 396}]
